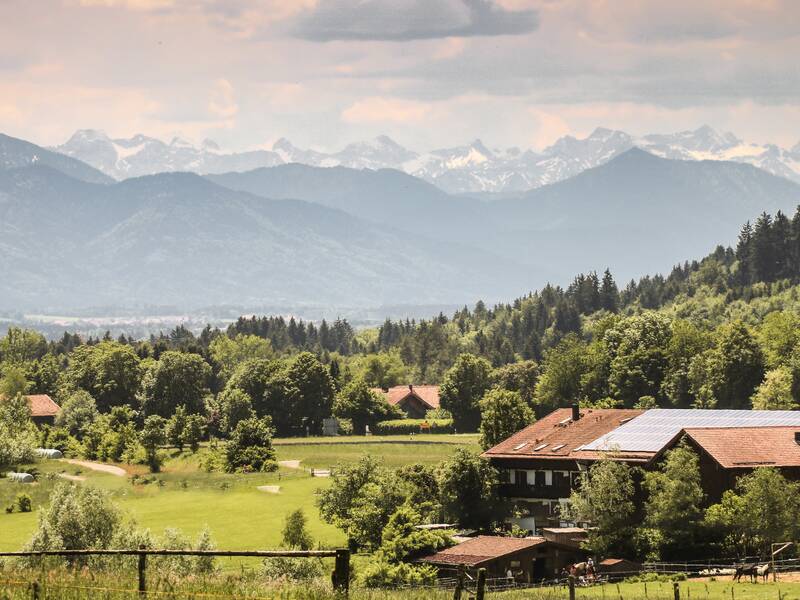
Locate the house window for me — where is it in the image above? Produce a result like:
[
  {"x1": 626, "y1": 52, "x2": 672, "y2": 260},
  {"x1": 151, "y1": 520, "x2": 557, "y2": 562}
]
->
[
  {"x1": 535, "y1": 471, "x2": 546, "y2": 486},
  {"x1": 515, "y1": 471, "x2": 527, "y2": 487},
  {"x1": 544, "y1": 471, "x2": 553, "y2": 486}
]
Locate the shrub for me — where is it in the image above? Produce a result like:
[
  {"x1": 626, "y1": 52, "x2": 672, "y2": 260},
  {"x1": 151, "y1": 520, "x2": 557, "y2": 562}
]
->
[
  {"x1": 225, "y1": 417, "x2": 277, "y2": 473},
  {"x1": 373, "y1": 419, "x2": 453, "y2": 435},
  {"x1": 359, "y1": 560, "x2": 437, "y2": 588},
  {"x1": 16, "y1": 493, "x2": 32, "y2": 513},
  {"x1": 262, "y1": 556, "x2": 324, "y2": 581},
  {"x1": 282, "y1": 509, "x2": 313, "y2": 550}
]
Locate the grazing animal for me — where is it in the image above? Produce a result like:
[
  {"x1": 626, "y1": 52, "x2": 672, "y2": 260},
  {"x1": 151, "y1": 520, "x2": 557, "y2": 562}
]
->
[
  {"x1": 733, "y1": 563, "x2": 758, "y2": 583},
  {"x1": 756, "y1": 563, "x2": 771, "y2": 582},
  {"x1": 563, "y1": 562, "x2": 597, "y2": 582}
]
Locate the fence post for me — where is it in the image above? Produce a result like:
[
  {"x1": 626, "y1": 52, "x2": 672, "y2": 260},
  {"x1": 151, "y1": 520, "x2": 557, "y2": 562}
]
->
[
  {"x1": 453, "y1": 564, "x2": 465, "y2": 600},
  {"x1": 475, "y1": 568, "x2": 486, "y2": 600},
  {"x1": 333, "y1": 548, "x2": 350, "y2": 595},
  {"x1": 673, "y1": 582, "x2": 680, "y2": 600},
  {"x1": 30, "y1": 581, "x2": 40, "y2": 600},
  {"x1": 569, "y1": 575, "x2": 576, "y2": 600},
  {"x1": 138, "y1": 551, "x2": 147, "y2": 597}
]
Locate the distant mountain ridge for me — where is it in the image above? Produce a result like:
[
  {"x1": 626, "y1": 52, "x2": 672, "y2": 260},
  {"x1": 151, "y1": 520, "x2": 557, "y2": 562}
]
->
[
  {"x1": 2, "y1": 132, "x2": 800, "y2": 314},
  {"x1": 0, "y1": 162, "x2": 520, "y2": 311},
  {"x1": 53, "y1": 126, "x2": 800, "y2": 193}
]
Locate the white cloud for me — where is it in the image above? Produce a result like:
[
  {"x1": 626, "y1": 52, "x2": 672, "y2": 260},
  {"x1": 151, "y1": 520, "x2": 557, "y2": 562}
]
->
[{"x1": 341, "y1": 97, "x2": 432, "y2": 123}]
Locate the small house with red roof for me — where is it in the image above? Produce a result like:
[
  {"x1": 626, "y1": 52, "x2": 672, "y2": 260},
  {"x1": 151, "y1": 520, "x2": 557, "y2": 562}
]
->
[
  {"x1": 27, "y1": 394, "x2": 61, "y2": 426},
  {"x1": 418, "y1": 535, "x2": 586, "y2": 582},
  {"x1": 372, "y1": 384, "x2": 440, "y2": 419}
]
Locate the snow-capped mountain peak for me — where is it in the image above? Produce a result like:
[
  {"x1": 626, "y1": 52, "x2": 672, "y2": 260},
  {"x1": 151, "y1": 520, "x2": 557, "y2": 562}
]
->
[{"x1": 53, "y1": 126, "x2": 800, "y2": 193}]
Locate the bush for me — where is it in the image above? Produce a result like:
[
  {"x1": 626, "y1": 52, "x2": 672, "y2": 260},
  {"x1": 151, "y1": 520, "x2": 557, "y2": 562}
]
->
[
  {"x1": 373, "y1": 419, "x2": 453, "y2": 435},
  {"x1": 16, "y1": 493, "x2": 32, "y2": 513},
  {"x1": 262, "y1": 556, "x2": 324, "y2": 581},
  {"x1": 225, "y1": 417, "x2": 277, "y2": 473},
  {"x1": 359, "y1": 560, "x2": 437, "y2": 588}
]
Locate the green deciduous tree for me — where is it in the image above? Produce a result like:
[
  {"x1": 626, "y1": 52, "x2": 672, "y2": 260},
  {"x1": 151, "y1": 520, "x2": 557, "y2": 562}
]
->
[
  {"x1": 567, "y1": 456, "x2": 636, "y2": 557},
  {"x1": 284, "y1": 352, "x2": 336, "y2": 435},
  {"x1": 534, "y1": 335, "x2": 589, "y2": 412},
  {"x1": 55, "y1": 390, "x2": 98, "y2": 439},
  {"x1": 478, "y1": 389, "x2": 534, "y2": 450},
  {"x1": 751, "y1": 367, "x2": 797, "y2": 410},
  {"x1": 642, "y1": 441, "x2": 705, "y2": 559},
  {"x1": 61, "y1": 341, "x2": 142, "y2": 412},
  {"x1": 209, "y1": 334, "x2": 273, "y2": 382},
  {"x1": 217, "y1": 388, "x2": 255, "y2": 435},
  {"x1": 439, "y1": 354, "x2": 493, "y2": 432},
  {"x1": 333, "y1": 379, "x2": 400, "y2": 434},
  {"x1": 436, "y1": 448, "x2": 506, "y2": 530},
  {"x1": 137, "y1": 351, "x2": 211, "y2": 417},
  {"x1": 25, "y1": 483, "x2": 120, "y2": 553},
  {"x1": 140, "y1": 415, "x2": 167, "y2": 472},
  {"x1": 281, "y1": 509, "x2": 313, "y2": 550},
  {"x1": 225, "y1": 416, "x2": 277, "y2": 473},
  {"x1": 705, "y1": 468, "x2": 800, "y2": 556}
]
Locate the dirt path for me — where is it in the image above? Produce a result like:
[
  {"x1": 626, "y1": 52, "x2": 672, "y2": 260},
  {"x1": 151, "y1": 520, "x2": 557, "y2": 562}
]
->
[
  {"x1": 62, "y1": 459, "x2": 127, "y2": 477},
  {"x1": 58, "y1": 473, "x2": 87, "y2": 482},
  {"x1": 256, "y1": 485, "x2": 281, "y2": 494}
]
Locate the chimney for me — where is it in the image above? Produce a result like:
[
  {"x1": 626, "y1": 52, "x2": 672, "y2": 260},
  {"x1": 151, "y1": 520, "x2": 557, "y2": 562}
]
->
[
  {"x1": 409, "y1": 384, "x2": 413, "y2": 393},
  {"x1": 795, "y1": 431, "x2": 800, "y2": 446},
  {"x1": 572, "y1": 403, "x2": 580, "y2": 421}
]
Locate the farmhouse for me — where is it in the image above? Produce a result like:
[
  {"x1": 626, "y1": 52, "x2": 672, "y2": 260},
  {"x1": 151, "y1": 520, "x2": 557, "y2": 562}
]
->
[
  {"x1": 372, "y1": 384, "x2": 440, "y2": 419},
  {"x1": 27, "y1": 394, "x2": 61, "y2": 425},
  {"x1": 418, "y1": 534, "x2": 586, "y2": 582},
  {"x1": 0, "y1": 394, "x2": 61, "y2": 426},
  {"x1": 483, "y1": 406, "x2": 800, "y2": 533}
]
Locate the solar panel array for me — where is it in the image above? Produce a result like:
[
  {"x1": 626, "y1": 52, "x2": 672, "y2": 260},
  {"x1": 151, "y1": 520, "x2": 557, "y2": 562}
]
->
[{"x1": 582, "y1": 409, "x2": 800, "y2": 453}]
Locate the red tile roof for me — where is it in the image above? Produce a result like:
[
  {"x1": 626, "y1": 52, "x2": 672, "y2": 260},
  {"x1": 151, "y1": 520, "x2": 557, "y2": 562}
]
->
[
  {"x1": 373, "y1": 385, "x2": 440, "y2": 409},
  {"x1": 482, "y1": 408, "x2": 650, "y2": 462},
  {"x1": 1, "y1": 394, "x2": 61, "y2": 417},
  {"x1": 420, "y1": 535, "x2": 546, "y2": 567},
  {"x1": 683, "y1": 426, "x2": 800, "y2": 468},
  {"x1": 27, "y1": 394, "x2": 61, "y2": 417}
]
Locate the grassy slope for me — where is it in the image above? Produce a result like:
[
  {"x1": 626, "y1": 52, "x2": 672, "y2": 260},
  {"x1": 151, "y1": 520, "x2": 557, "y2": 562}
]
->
[{"x1": 0, "y1": 434, "x2": 479, "y2": 552}]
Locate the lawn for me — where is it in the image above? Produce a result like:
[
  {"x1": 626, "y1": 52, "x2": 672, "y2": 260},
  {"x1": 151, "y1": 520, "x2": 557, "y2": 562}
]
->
[
  {"x1": 273, "y1": 433, "x2": 480, "y2": 468},
  {"x1": 0, "y1": 433, "x2": 478, "y2": 553}
]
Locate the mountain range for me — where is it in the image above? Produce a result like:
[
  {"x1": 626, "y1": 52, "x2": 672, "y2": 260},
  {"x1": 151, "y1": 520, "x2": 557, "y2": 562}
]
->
[
  {"x1": 2, "y1": 131, "x2": 799, "y2": 313},
  {"x1": 54, "y1": 126, "x2": 800, "y2": 194}
]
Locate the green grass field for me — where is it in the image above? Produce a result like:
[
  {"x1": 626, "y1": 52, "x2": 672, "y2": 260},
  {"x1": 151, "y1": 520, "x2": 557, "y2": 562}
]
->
[
  {"x1": 0, "y1": 433, "x2": 479, "y2": 553},
  {"x1": 0, "y1": 571, "x2": 799, "y2": 600}
]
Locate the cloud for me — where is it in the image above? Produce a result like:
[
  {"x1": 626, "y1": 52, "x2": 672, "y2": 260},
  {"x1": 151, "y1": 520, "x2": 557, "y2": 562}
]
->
[
  {"x1": 209, "y1": 78, "x2": 238, "y2": 119},
  {"x1": 293, "y1": 0, "x2": 538, "y2": 41},
  {"x1": 341, "y1": 97, "x2": 432, "y2": 122}
]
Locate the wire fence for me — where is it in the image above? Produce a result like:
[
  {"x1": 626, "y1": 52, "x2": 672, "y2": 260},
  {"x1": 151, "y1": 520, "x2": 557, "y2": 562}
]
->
[{"x1": 0, "y1": 548, "x2": 350, "y2": 599}]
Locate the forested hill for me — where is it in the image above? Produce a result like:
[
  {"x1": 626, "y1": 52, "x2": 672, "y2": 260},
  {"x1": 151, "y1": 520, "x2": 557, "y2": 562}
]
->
[{"x1": 226, "y1": 206, "x2": 800, "y2": 413}]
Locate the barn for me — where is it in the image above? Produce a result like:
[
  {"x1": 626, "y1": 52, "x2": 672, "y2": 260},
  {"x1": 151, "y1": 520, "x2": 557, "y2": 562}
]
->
[{"x1": 372, "y1": 384, "x2": 440, "y2": 419}]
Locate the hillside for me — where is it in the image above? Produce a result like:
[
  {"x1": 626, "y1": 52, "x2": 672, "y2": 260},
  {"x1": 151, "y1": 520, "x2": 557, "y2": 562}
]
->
[
  {"x1": 0, "y1": 133, "x2": 112, "y2": 185},
  {"x1": 489, "y1": 148, "x2": 800, "y2": 280},
  {"x1": 0, "y1": 166, "x2": 519, "y2": 310}
]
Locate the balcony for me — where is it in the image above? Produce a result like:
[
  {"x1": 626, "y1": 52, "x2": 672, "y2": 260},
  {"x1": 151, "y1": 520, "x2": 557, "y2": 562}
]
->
[{"x1": 499, "y1": 483, "x2": 572, "y2": 500}]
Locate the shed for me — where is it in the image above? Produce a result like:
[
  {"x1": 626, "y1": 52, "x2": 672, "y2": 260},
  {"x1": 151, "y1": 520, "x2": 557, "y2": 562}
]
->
[
  {"x1": 419, "y1": 535, "x2": 586, "y2": 583},
  {"x1": 599, "y1": 558, "x2": 642, "y2": 578}
]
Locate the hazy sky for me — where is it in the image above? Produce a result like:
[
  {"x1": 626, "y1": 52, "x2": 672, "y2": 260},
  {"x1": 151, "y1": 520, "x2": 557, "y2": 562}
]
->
[{"x1": 1, "y1": 0, "x2": 799, "y2": 152}]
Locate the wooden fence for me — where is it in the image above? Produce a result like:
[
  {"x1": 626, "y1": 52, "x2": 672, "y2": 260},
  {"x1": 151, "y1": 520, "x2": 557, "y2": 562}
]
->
[{"x1": 0, "y1": 548, "x2": 350, "y2": 597}]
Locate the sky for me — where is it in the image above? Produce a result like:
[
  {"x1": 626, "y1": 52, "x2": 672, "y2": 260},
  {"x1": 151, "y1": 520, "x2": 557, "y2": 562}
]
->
[{"x1": 1, "y1": 0, "x2": 799, "y2": 153}]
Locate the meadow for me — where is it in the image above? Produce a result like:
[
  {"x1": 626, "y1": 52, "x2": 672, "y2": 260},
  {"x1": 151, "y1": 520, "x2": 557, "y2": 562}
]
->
[
  {"x1": 0, "y1": 570, "x2": 799, "y2": 600},
  {"x1": 0, "y1": 433, "x2": 480, "y2": 553}
]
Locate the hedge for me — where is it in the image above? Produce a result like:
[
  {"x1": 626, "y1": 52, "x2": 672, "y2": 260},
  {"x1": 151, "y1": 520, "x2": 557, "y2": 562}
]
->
[{"x1": 373, "y1": 419, "x2": 454, "y2": 435}]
